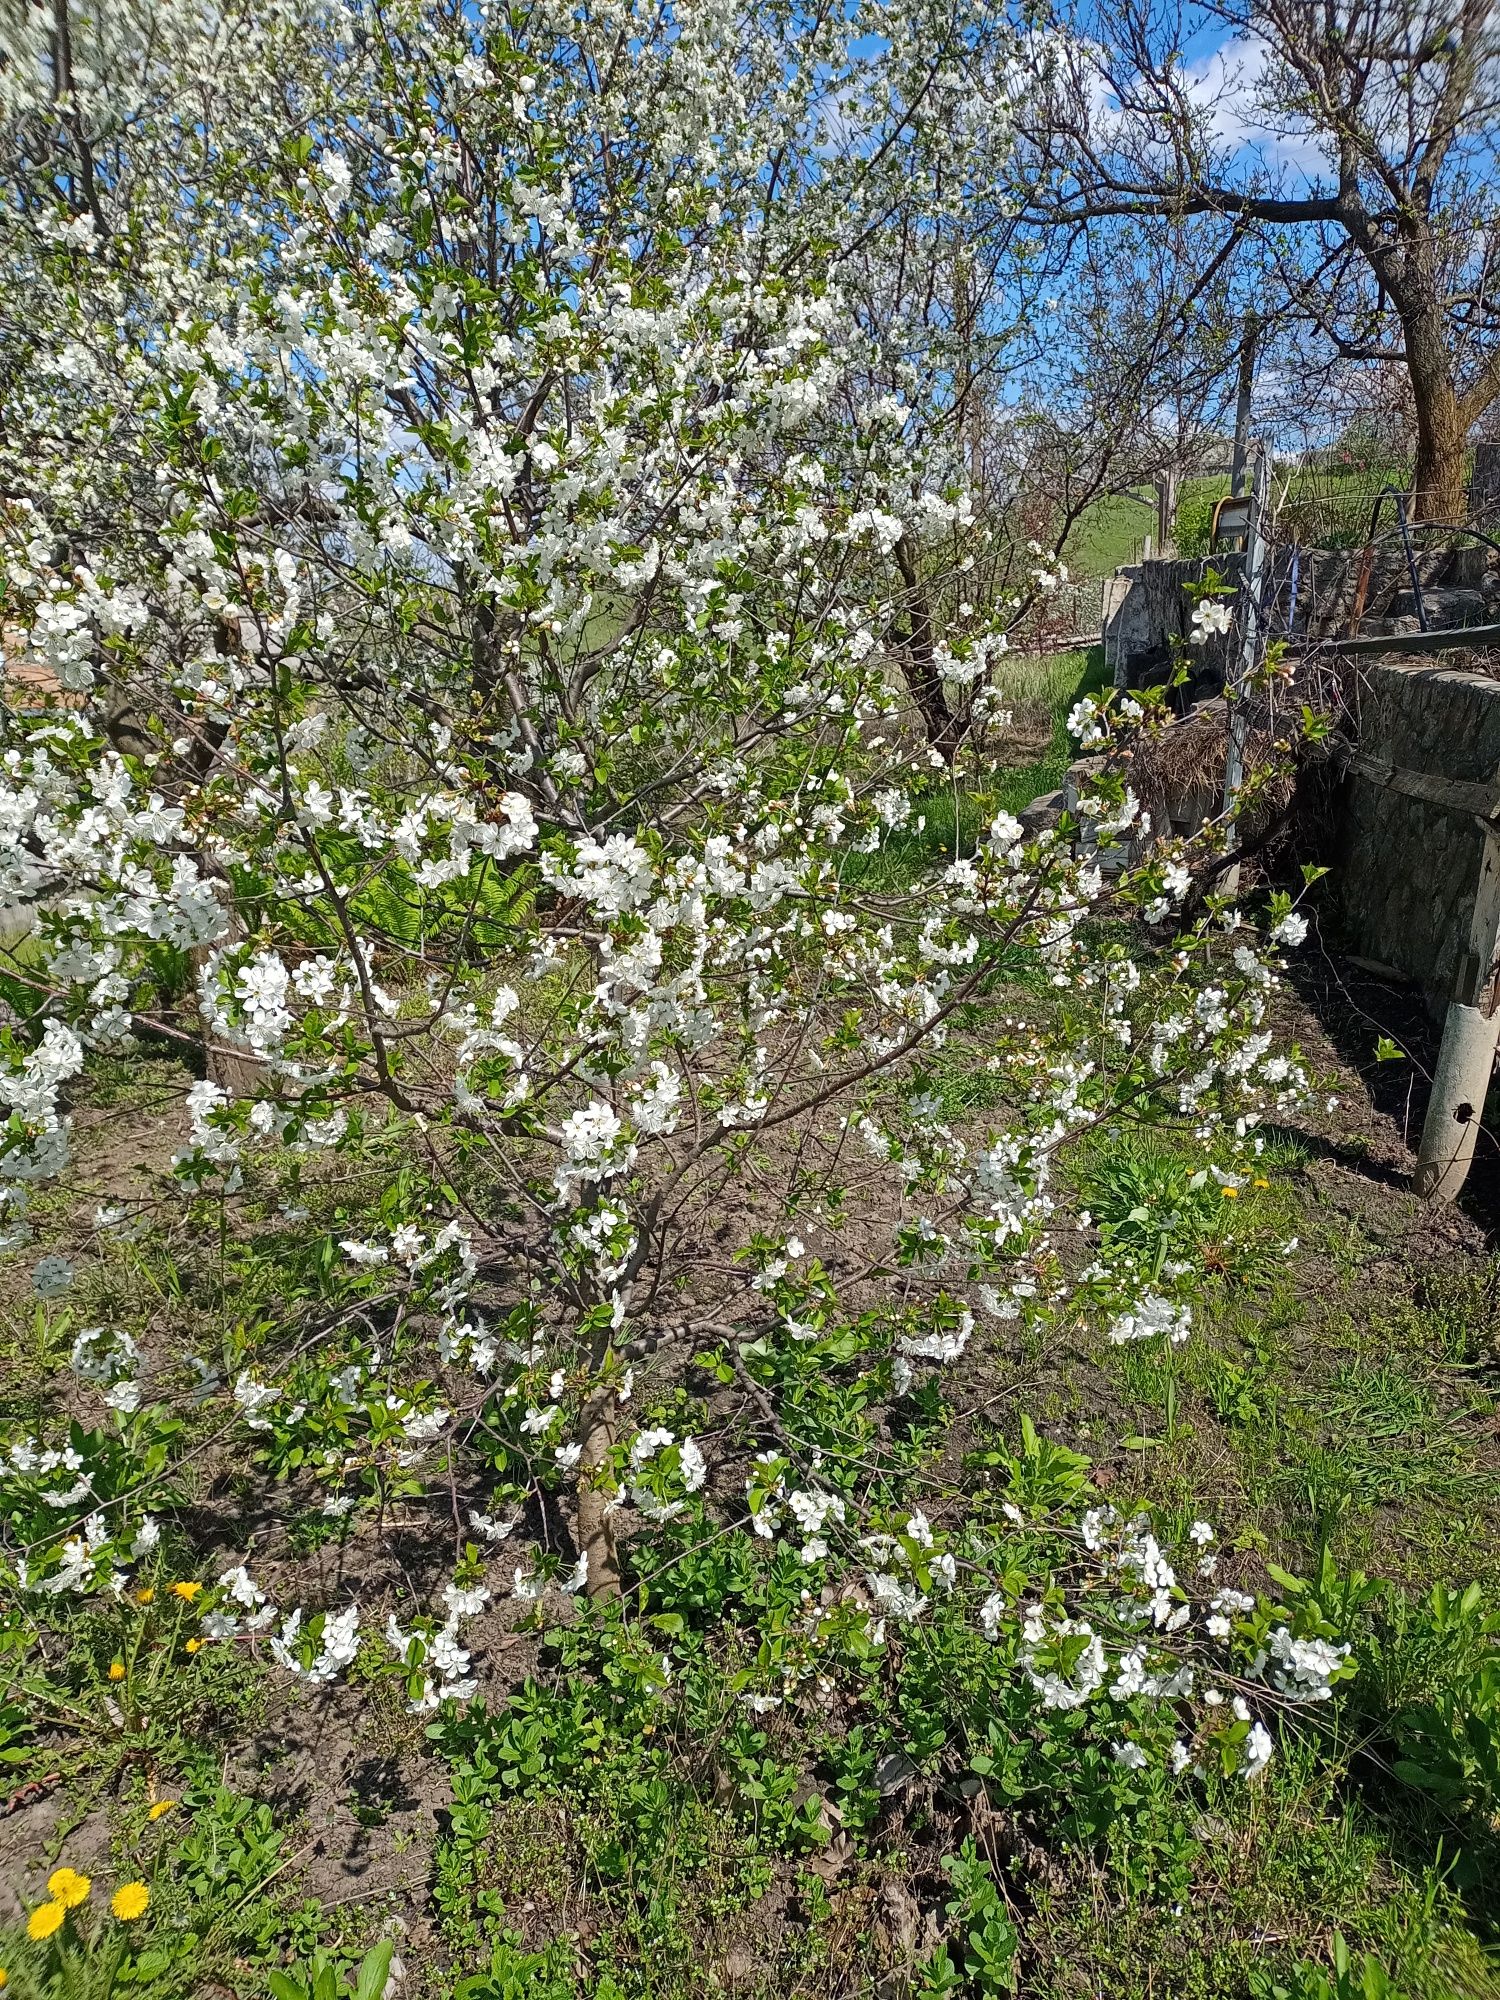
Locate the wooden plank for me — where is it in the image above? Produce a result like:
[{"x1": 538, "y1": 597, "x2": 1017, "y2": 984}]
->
[
  {"x1": 1305, "y1": 621, "x2": 1500, "y2": 658},
  {"x1": 1346, "y1": 751, "x2": 1500, "y2": 823}
]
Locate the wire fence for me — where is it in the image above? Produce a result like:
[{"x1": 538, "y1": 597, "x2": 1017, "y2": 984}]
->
[{"x1": 1261, "y1": 451, "x2": 1416, "y2": 553}]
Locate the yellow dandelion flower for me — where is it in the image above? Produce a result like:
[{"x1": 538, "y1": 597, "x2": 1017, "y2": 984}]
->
[
  {"x1": 108, "y1": 1661, "x2": 126, "y2": 1682},
  {"x1": 135, "y1": 1587, "x2": 155, "y2": 1605},
  {"x1": 170, "y1": 1581, "x2": 202, "y2": 1601},
  {"x1": 1253, "y1": 1177, "x2": 1269, "y2": 1189},
  {"x1": 111, "y1": 1882, "x2": 150, "y2": 1923},
  {"x1": 184, "y1": 1638, "x2": 203, "y2": 1655},
  {"x1": 1220, "y1": 1185, "x2": 1239, "y2": 1199},
  {"x1": 47, "y1": 1868, "x2": 91, "y2": 1909},
  {"x1": 28, "y1": 1902, "x2": 65, "y2": 1941},
  {"x1": 0, "y1": 1963, "x2": 9, "y2": 1988},
  {"x1": 147, "y1": 1800, "x2": 176, "y2": 1821}
]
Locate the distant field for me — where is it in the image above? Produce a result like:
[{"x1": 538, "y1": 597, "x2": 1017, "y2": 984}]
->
[
  {"x1": 1062, "y1": 476, "x2": 1225, "y2": 576},
  {"x1": 1062, "y1": 491, "x2": 1155, "y2": 575},
  {"x1": 1061, "y1": 460, "x2": 1413, "y2": 573}
]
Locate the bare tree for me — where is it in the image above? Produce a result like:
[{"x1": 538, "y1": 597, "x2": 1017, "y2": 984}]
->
[
  {"x1": 1006, "y1": 215, "x2": 1243, "y2": 544},
  {"x1": 1012, "y1": 0, "x2": 1500, "y2": 519}
]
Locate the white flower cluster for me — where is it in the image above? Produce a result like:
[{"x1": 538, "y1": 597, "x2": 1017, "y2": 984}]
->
[
  {"x1": 973, "y1": 1507, "x2": 1344, "y2": 1782},
  {"x1": 1251, "y1": 1624, "x2": 1351, "y2": 1702},
  {"x1": 627, "y1": 1426, "x2": 707, "y2": 1523},
  {"x1": 70, "y1": 1326, "x2": 144, "y2": 1415},
  {"x1": 1107, "y1": 1293, "x2": 1193, "y2": 1347},
  {"x1": 0, "y1": 1019, "x2": 85, "y2": 1191},
  {"x1": 271, "y1": 1604, "x2": 362, "y2": 1686},
  {"x1": 386, "y1": 1580, "x2": 491, "y2": 1710},
  {"x1": 1190, "y1": 598, "x2": 1233, "y2": 645},
  {"x1": 196, "y1": 1560, "x2": 360, "y2": 1687}
]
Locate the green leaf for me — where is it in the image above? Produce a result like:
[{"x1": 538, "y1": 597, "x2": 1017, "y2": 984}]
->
[
  {"x1": 354, "y1": 1941, "x2": 396, "y2": 2000},
  {"x1": 1390, "y1": 1758, "x2": 1464, "y2": 1797}
]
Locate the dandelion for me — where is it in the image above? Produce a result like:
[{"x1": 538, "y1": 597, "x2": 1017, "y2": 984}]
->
[
  {"x1": 0, "y1": 1965, "x2": 9, "y2": 1988},
  {"x1": 135, "y1": 1587, "x2": 155, "y2": 1604},
  {"x1": 147, "y1": 1800, "x2": 176, "y2": 1821},
  {"x1": 184, "y1": 1638, "x2": 202, "y2": 1654},
  {"x1": 28, "y1": 1902, "x2": 65, "y2": 1940},
  {"x1": 111, "y1": 1882, "x2": 149, "y2": 1921},
  {"x1": 47, "y1": 1868, "x2": 90, "y2": 1908},
  {"x1": 108, "y1": 1661, "x2": 125, "y2": 1681},
  {"x1": 1220, "y1": 1185, "x2": 1238, "y2": 1199},
  {"x1": 170, "y1": 1581, "x2": 202, "y2": 1601}
]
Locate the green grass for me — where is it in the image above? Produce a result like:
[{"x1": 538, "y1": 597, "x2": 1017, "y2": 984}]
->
[
  {"x1": 1063, "y1": 476, "x2": 1225, "y2": 575},
  {"x1": 1175, "y1": 462, "x2": 1415, "y2": 557},
  {"x1": 988, "y1": 643, "x2": 1111, "y2": 813},
  {"x1": 845, "y1": 646, "x2": 1111, "y2": 896},
  {"x1": 1061, "y1": 459, "x2": 1417, "y2": 574},
  {"x1": 1063, "y1": 490, "x2": 1158, "y2": 575}
]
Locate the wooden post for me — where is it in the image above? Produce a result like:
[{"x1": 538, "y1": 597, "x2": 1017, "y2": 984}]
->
[
  {"x1": 1154, "y1": 467, "x2": 1180, "y2": 558},
  {"x1": 1414, "y1": 813, "x2": 1500, "y2": 1200},
  {"x1": 1229, "y1": 315, "x2": 1259, "y2": 498},
  {"x1": 1470, "y1": 439, "x2": 1500, "y2": 526}
]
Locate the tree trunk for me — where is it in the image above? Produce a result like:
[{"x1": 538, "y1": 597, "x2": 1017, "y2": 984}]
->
[
  {"x1": 575, "y1": 1383, "x2": 622, "y2": 1601},
  {"x1": 1403, "y1": 299, "x2": 1468, "y2": 522},
  {"x1": 893, "y1": 536, "x2": 959, "y2": 762}
]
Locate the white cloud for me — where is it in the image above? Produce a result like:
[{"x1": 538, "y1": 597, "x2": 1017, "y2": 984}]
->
[{"x1": 1180, "y1": 33, "x2": 1336, "y2": 183}]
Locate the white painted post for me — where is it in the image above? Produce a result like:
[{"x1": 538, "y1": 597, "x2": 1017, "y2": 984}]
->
[
  {"x1": 1218, "y1": 447, "x2": 1268, "y2": 900},
  {"x1": 1415, "y1": 815, "x2": 1500, "y2": 1200}
]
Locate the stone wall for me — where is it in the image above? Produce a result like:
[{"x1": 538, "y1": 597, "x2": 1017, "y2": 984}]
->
[
  {"x1": 1336, "y1": 662, "x2": 1500, "y2": 994},
  {"x1": 1104, "y1": 541, "x2": 1494, "y2": 690},
  {"x1": 1103, "y1": 554, "x2": 1244, "y2": 695}
]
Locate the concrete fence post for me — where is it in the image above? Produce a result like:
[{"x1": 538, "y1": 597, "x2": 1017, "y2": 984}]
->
[
  {"x1": 1219, "y1": 448, "x2": 1268, "y2": 901},
  {"x1": 1415, "y1": 814, "x2": 1500, "y2": 1200}
]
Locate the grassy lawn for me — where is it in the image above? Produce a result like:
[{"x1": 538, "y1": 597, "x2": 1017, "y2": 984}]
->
[
  {"x1": 985, "y1": 645, "x2": 1113, "y2": 814},
  {"x1": 1063, "y1": 491, "x2": 1157, "y2": 575},
  {"x1": 1062, "y1": 477, "x2": 1225, "y2": 575},
  {"x1": 846, "y1": 647, "x2": 1111, "y2": 895}
]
